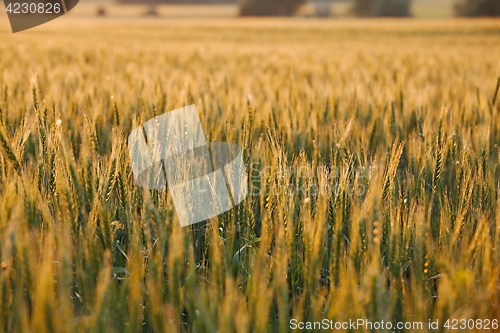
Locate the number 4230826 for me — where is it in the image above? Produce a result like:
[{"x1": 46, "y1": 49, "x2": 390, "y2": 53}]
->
[{"x1": 5, "y1": 2, "x2": 61, "y2": 14}]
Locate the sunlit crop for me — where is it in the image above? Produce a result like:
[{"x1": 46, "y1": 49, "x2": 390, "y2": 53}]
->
[{"x1": 0, "y1": 18, "x2": 499, "y2": 332}]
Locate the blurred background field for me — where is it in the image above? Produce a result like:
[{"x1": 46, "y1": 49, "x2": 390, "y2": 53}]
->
[{"x1": 1, "y1": 2, "x2": 500, "y2": 333}]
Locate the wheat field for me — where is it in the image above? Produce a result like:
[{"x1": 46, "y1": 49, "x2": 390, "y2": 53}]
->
[{"x1": 0, "y1": 18, "x2": 500, "y2": 332}]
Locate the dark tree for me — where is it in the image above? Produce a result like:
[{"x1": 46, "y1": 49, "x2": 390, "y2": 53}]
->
[
  {"x1": 240, "y1": 0, "x2": 305, "y2": 16},
  {"x1": 353, "y1": 0, "x2": 412, "y2": 17},
  {"x1": 375, "y1": 0, "x2": 411, "y2": 16},
  {"x1": 455, "y1": 0, "x2": 500, "y2": 16}
]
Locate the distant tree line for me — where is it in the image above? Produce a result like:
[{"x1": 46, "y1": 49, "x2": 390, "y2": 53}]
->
[
  {"x1": 454, "y1": 0, "x2": 500, "y2": 16},
  {"x1": 239, "y1": 0, "x2": 305, "y2": 16},
  {"x1": 115, "y1": 0, "x2": 500, "y2": 17},
  {"x1": 239, "y1": 0, "x2": 499, "y2": 17},
  {"x1": 239, "y1": 0, "x2": 413, "y2": 17},
  {"x1": 352, "y1": 0, "x2": 499, "y2": 17},
  {"x1": 352, "y1": 0, "x2": 411, "y2": 16}
]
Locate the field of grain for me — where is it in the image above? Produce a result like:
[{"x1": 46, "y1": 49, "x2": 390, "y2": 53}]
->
[{"x1": 0, "y1": 18, "x2": 500, "y2": 332}]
